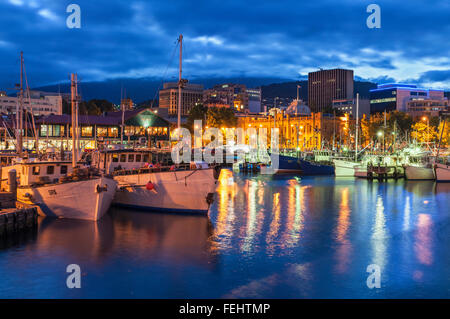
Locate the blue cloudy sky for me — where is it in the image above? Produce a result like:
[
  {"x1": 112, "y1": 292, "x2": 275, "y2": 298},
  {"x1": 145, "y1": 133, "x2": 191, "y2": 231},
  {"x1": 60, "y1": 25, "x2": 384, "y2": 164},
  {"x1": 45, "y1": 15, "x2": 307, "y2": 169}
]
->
[{"x1": 0, "y1": 0, "x2": 449, "y2": 90}]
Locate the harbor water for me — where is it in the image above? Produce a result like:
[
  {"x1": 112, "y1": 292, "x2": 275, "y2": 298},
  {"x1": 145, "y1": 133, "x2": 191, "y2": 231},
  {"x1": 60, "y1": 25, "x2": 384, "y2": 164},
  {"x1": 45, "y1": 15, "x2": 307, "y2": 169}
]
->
[{"x1": 0, "y1": 169, "x2": 449, "y2": 298}]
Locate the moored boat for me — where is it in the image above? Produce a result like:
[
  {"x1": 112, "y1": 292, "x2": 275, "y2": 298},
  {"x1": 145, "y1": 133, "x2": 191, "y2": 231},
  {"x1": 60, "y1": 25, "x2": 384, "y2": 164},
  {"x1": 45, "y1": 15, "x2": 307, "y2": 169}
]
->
[
  {"x1": 298, "y1": 158, "x2": 335, "y2": 175},
  {"x1": 333, "y1": 159, "x2": 359, "y2": 177},
  {"x1": 91, "y1": 148, "x2": 219, "y2": 214},
  {"x1": 435, "y1": 163, "x2": 450, "y2": 182},
  {"x1": 405, "y1": 165, "x2": 435, "y2": 180}
]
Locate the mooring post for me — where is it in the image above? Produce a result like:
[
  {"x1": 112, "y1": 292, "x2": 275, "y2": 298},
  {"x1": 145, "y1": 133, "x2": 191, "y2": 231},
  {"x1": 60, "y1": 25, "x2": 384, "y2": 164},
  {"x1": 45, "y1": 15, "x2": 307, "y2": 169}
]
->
[{"x1": 8, "y1": 169, "x2": 17, "y2": 198}]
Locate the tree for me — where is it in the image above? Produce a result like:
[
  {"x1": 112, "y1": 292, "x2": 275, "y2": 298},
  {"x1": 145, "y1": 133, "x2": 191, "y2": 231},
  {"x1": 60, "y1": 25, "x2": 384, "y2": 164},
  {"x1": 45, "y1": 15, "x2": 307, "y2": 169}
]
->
[
  {"x1": 206, "y1": 107, "x2": 237, "y2": 129},
  {"x1": 410, "y1": 121, "x2": 438, "y2": 144},
  {"x1": 186, "y1": 103, "x2": 207, "y2": 132},
  {"x1": 360, "y1": 114, "x2": 370, "y2": 146}
]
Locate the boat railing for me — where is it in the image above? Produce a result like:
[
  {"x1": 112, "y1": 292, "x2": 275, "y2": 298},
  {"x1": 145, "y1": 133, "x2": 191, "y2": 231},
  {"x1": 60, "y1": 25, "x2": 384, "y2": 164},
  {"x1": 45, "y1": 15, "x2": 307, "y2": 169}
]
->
[{"x1": 112, "y1": 163, "x2": 210, "y2": 176}]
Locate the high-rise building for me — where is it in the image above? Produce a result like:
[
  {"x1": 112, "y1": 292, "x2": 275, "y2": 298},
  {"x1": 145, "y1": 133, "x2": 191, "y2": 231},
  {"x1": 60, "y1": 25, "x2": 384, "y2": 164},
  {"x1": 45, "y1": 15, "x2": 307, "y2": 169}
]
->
[
  {"x1": 308, "y1": 68, "x2": 354, "y2": 112},
  {"x1": 159, "y1": 81, "x2": 203, "y2": 116},
  {"x1": 246, "y1": 88, "x2": 262, "y2": 113},
  {"x1": 369, "y1": 83, "x2": 446, "y2": 114}
]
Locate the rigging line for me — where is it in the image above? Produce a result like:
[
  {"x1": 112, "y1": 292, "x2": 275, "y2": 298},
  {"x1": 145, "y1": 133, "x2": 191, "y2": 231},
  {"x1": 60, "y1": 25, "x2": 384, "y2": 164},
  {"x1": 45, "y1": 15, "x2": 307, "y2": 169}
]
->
[
  {"x1": 150, "y1": 40, "x2": 179, "y2": 109},
  {"x1": 23, "y1": 61, "x2": 38, "y2": 142}
]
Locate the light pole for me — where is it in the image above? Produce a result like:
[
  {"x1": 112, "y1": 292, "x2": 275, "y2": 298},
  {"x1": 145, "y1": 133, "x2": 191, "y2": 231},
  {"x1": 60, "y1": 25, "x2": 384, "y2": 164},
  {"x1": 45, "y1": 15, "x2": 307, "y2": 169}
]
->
[{"x1": 422, "y1": 116, "x2": 429, "y2": 146}]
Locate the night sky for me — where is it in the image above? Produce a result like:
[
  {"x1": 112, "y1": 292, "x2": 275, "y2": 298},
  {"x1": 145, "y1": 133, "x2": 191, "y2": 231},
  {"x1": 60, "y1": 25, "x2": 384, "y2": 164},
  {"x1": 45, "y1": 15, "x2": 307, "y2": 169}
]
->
[{"x1": 0, "y1": 0, "x2": 449, "y2": 90}]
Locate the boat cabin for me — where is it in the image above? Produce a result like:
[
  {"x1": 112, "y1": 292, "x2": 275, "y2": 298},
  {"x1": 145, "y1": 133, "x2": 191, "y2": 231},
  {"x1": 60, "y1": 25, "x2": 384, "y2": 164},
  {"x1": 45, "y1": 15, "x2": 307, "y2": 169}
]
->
[
  {"x1": 91, "y1": 149, "x2": 173, "y2": 174},
  {"x1": 0, "y1": 159, "x2": 75, "y2": 191}
]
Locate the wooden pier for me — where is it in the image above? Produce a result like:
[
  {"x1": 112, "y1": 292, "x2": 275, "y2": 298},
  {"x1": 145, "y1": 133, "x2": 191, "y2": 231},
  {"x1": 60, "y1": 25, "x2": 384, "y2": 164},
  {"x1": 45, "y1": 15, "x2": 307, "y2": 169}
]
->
[
  {"x1": 366, "y1": 164, "x2": 405, "y2": 180},
  {"x1": 0, "y1": 169, "x2": 39, "y2": 237}
]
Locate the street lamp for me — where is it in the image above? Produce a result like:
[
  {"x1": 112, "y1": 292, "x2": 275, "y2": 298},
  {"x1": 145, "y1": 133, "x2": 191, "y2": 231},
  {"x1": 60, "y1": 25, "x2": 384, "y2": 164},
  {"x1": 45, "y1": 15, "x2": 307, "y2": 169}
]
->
[{"x1": 422, "y1": 116, "x2": 429, "y2": 145}]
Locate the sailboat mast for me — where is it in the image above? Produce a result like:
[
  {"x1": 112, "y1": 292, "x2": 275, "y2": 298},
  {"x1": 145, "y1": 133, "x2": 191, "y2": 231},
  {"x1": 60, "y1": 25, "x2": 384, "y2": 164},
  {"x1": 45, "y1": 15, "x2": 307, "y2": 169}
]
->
[
  {"x1": 177, "y1": 34, "x2": 183, "y2": 129},
  {"x1": 70, "y1": 73, "x2": 78, "y2": 168},
  {"x1": 120, "y1": 85, "x2": 124, "y2": 144},
  {"x1": 355, "y1": 93, "x2": 359, "y2": 161},
  {"x1": 16, "y1": 51, "x2": 24, "y2": 156}
]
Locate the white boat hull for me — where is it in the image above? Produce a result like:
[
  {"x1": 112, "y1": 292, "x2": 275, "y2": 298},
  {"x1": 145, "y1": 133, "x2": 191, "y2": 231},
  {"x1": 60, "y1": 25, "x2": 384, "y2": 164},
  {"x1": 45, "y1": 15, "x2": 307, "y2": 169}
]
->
[
  {"x1": 113, "y1": 168, "x2": 218, "y2": 214},
  {"x1": 435, "y1": 163, "x2": 450, "y2": 182},
  {"x1": 405, "y1": 165, "x2": 435, "y2": 180},
  {"x1": 333, "y1": 159, "x2": 359, "y2": 177},
  {"x1": 17, "y1": 177, "x2": 117, "y2": 221}
]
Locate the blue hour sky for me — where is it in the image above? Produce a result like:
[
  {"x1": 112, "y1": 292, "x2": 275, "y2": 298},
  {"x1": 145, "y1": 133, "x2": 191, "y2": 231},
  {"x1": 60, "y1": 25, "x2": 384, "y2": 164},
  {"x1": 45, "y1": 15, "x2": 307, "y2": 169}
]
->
[{"x1": 0, "y1": 0, "x2": 449, "y2": 90}]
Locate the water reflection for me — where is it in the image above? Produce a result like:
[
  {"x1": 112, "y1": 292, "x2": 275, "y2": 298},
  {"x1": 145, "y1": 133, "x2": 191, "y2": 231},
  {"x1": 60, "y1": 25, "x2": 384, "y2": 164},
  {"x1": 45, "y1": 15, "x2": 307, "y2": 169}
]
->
[
  {"x1": 414, "y1": 214, "x2": 433, "y2": 266},
  {"x1": 1, "y1": 170, "x2": 449, "y2": 298},
  {"x1": 371, "y1": 196, "x2": 388, "y2": 271},
  {"x1": 35, "y1": 209, "x2": 215, "y2": 267},
  {"x1": 334, "y1": 187, "x2": 352, "y2": 274}
]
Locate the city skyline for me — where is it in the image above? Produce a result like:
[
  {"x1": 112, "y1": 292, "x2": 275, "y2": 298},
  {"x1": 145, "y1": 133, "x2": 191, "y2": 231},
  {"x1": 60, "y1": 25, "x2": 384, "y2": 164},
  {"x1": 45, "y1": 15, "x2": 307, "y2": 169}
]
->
[{"x1": 0, "y1": 0, "x2": 449, "y2": 91}]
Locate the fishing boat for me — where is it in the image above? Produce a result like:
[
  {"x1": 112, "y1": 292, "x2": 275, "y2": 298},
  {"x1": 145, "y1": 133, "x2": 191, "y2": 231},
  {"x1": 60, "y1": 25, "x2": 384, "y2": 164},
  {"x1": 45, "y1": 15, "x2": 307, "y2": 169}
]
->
[
  {"x1": 334, "y1": 159, "x2": 360, "y2": 177},
  {"x1": 90, "y1": 148, "x2": 219, "y2": 214},
  {"x1": 298, "y1": 157, "x2": 335, "y2": 175},
  {"x1": 3, "y1": 160, "x2": 117, "y2": 220},
  {"x1": 333, "y1": 93, "x2": 361, "y2": 177},
  {"x1": 88, "y1": 35, "x2": 219, "y2": 214},
  {"x1": 404, "y1": 154, "x2": 435, "y2": 180},
  {"x1": 1, "y1": 73, "x2": 117, "y2": 221},
  {"x1": 275, "y1": 154, "x2": 302, "y2": 174},
  {"x1": 435, "y1": 163, "x2": 450, "y2": 182}
]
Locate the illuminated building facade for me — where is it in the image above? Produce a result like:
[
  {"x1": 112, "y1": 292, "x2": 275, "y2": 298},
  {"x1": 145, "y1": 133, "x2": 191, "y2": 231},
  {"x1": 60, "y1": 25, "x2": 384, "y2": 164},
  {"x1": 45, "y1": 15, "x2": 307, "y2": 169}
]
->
[
  {"x1": 0, "y1": 90, "x2": 63, "y2": 116},
  {"x1": 407, "y1": 99, "x2": 449, "y2": 119},
  {"x1": 0, "y1": 108, "x2": 170, "y2": 151},
  {"x1": 237, "y1": 111, "x2": 345, "y2": 150},
  {"x1": 369, "y1": 83, "x2": 446, "y2": 114}
]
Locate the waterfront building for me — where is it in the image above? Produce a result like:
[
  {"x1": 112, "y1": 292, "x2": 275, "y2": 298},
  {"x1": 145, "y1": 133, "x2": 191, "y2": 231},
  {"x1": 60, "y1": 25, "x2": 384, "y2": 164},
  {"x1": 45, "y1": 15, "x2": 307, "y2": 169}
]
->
[
  {"x1": 308, "y1": 68, "x2": 354, "y2": 112},
  {"x1": 159, "y1": 81, "x2": 203, "y2": 116},
  {"x1": 0, "y1": 108, "x2": 170, "y2": 151},
  {"x1": 369, "y1": 83, "x2": 446, "y2": 114},
  {"x1": 0, "y1": 90, "x2": 63, "y2": 116},
  {"x1": 407, "y1": 99, "x2": 449, "y2": 119},
  {"x1": 237, "y1": 111, "x2": 345, "y2": 151}
]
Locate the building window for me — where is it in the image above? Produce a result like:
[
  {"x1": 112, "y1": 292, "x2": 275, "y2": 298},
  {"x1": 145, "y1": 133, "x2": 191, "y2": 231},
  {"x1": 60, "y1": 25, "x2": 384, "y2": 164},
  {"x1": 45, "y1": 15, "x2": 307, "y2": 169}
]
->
[
  {"x1": 81, "y1": 126, "x2": 93, "y2": 137},
  {"x1": 32, "y1": 166, "x2": 40, "y2": 175},
  {"x1": 60, "y1": 165, "x2": 68, "y2": 174},
  {"x1": 46, "y1": 166, "x2": 54, "y2": 175},
  {"x1": 108, "y1": 127, "x2": 118, "y2": 138},
  {"x1": 97, "y1": 127, "x2": 108, "y2": 137}
]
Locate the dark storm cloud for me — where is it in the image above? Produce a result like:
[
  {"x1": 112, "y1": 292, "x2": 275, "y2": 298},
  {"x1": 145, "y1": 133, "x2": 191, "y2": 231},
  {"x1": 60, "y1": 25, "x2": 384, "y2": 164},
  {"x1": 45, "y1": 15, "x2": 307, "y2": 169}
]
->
[{"x1": 0, "y1": 0, "x2": 449, "y2": 90}]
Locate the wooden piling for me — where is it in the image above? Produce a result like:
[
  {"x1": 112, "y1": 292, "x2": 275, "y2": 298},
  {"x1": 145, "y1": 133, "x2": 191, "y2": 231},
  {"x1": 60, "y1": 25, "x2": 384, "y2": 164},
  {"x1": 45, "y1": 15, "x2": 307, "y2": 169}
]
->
[{"x1": 0, "y1": 206, "x2": 38, "y2": 237}]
